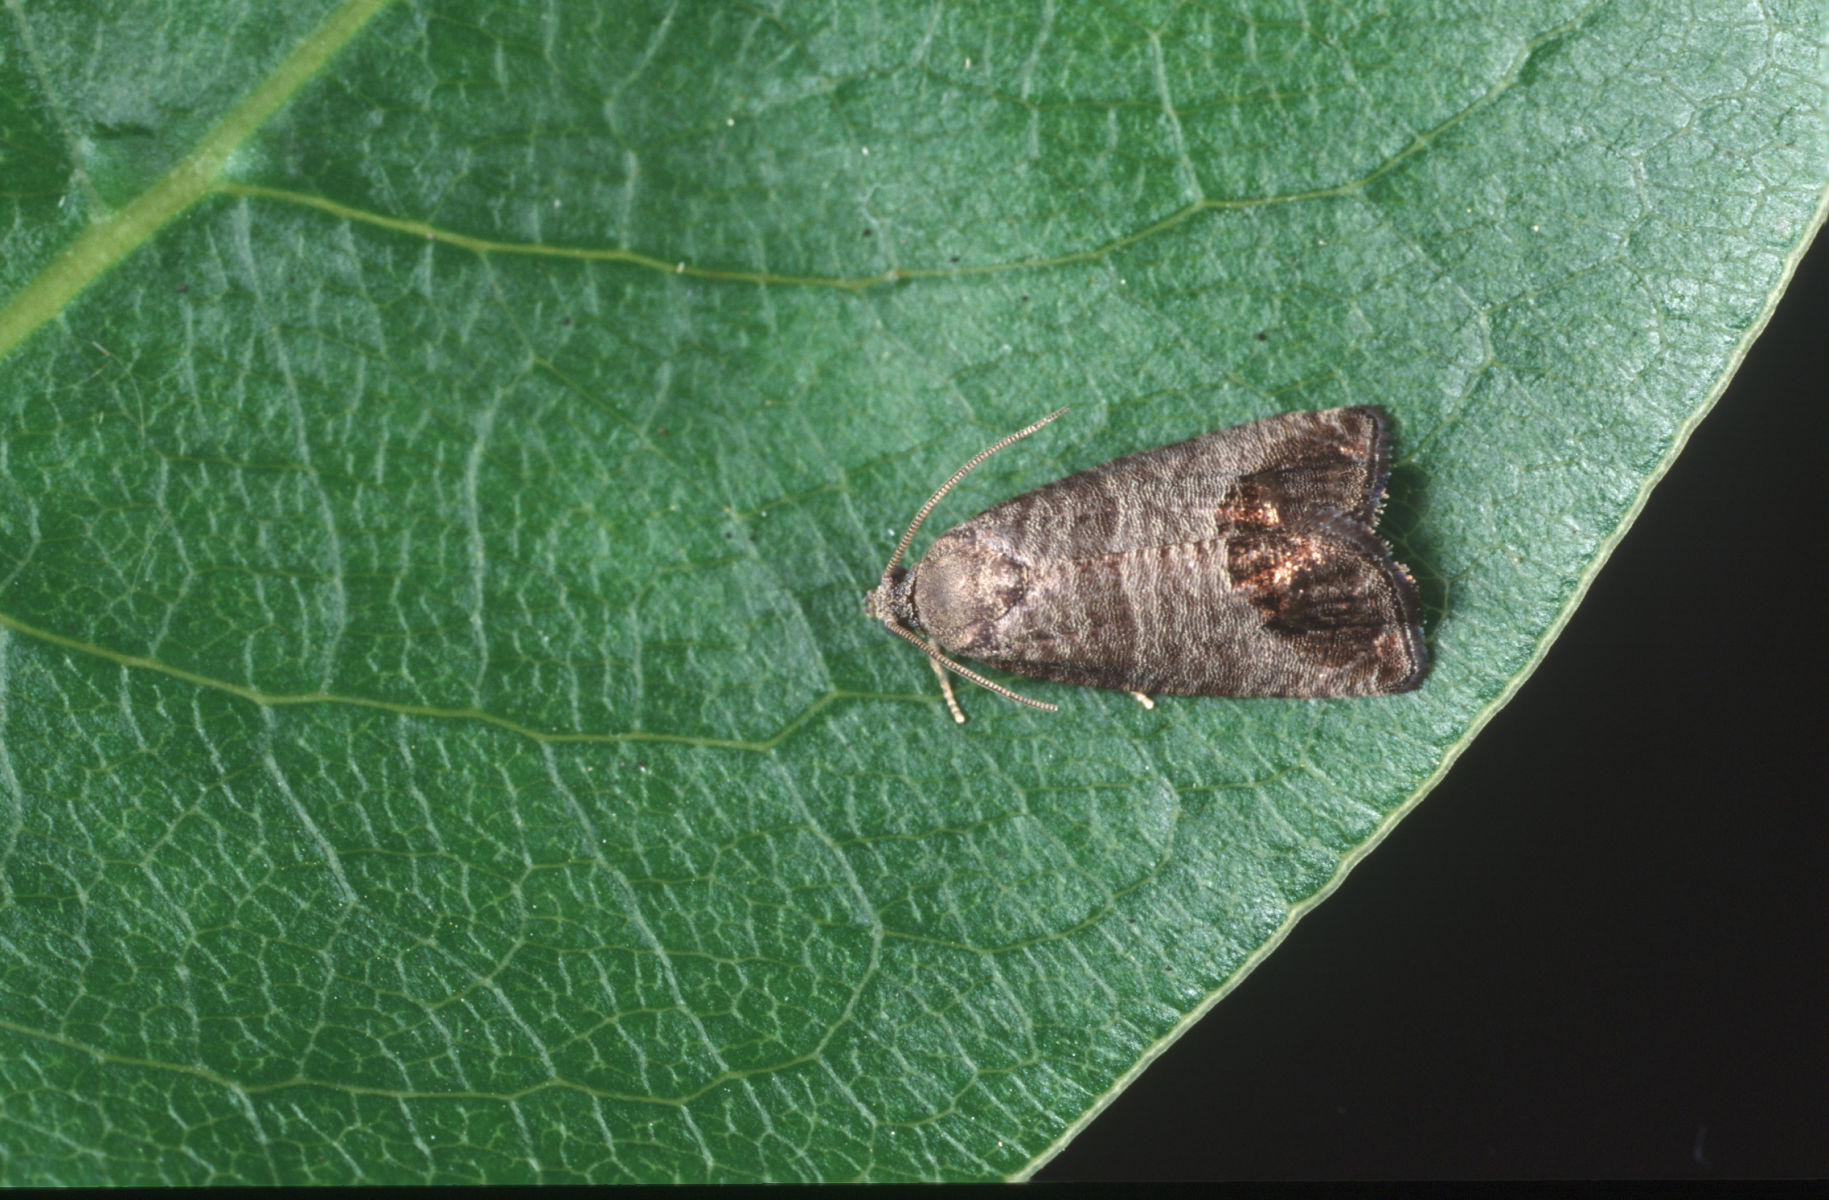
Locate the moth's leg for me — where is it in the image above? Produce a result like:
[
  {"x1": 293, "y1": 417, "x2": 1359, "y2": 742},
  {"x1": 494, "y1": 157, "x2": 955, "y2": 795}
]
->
[
  {"x1": 930, "y1": 656, "x2": 967, "y2": 724},
  {"x1": 1129, "y1": 691, "x2": 1156, "y2": 710}
]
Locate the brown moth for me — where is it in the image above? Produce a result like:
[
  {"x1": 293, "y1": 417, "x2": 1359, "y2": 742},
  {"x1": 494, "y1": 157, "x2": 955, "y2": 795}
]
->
[{"x1": 865, "y1": 406, "x2": 1427, "y2": 723}]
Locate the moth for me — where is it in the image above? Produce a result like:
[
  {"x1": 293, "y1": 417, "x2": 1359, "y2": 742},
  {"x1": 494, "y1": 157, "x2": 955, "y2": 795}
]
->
[{"x1": 865, "y1": 406, "x2": 1427, "y2": 722}]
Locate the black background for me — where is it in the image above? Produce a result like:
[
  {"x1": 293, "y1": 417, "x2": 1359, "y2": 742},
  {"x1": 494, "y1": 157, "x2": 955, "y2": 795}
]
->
[{"x1": 1041, "y1": 229, "x2": 1828, "y2": 1180}]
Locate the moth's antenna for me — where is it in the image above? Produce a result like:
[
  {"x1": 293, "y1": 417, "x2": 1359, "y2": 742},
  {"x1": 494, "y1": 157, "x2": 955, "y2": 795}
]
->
[
  {"x1": 880, "y1": 407, "x2": 1067, "y2": 583},
  {"x1": 883, "y1": 620, "x2": 1059, "y2": 717}
]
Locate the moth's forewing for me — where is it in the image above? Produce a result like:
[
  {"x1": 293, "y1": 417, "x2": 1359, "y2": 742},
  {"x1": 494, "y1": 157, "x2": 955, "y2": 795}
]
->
[
  {"x1": 908, "y1": 406, "x2": 1426, "y2": 698},
  {"x1": 951, "y1": 406, "x2": 1391, "y2": 561}
]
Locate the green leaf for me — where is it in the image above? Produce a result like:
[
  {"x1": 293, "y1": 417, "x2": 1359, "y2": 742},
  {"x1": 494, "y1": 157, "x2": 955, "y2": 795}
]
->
[{"x1": 1, "y1": 0, "x2": 1823, "y2": 1184}]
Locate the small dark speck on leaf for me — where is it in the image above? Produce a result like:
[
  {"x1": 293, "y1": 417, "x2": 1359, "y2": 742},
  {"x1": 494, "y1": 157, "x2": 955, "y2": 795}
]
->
[
  {"x1": 949, "y1": 255, "x2": 960, "y2": 264},
  {"x1": 1021, "y1": 294, "x2": 1029, "y2": 301},
  {"x1": 561, "y1": 316, "x2": 572, "y2": 326},
  {"x1": 1256, "y1": 330, "x2": 1269, "y2": 341},
  {"x1": 863, "y1": 228, "x2": 873, "y2": 237},
  {"x1": 176, "y1": 284, "x2": 188, "y2": 294},
  {"x1": 656, "y1": 427, "x2": 668, "y2": 436}
]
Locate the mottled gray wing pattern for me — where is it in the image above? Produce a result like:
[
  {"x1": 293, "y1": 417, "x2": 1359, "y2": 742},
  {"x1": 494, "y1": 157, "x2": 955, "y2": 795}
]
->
[
  {"x1": 949, "y1": 406, "x2": 1393, "y2": 562},
  {"x1": 954, "y1": 511, "x2": 1423, "y2": 697},
  {"x1": 917, "y1": 406, "x2": 1425, "y2": 697}
]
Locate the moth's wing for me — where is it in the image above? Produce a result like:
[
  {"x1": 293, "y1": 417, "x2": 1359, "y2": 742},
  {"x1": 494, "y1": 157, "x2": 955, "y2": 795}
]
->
[
  {"x1": 951, "y1": 405, "x2": 1395, "y2": 563},
  {"x1": 1227, "y1": 405, "x2": 1392, "y2": 528},
  {"x1": 913, "y1": 404, "x2": 1422, "y2": 696},
  {"x1": 952, "y1": 511, "x2": 1426, "y2": 698}
]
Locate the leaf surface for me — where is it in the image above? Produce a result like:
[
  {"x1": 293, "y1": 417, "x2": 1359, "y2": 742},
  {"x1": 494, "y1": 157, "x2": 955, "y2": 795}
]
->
[{"x1": 1, "y1": 0, "x2": 1823, "y2": 1183}]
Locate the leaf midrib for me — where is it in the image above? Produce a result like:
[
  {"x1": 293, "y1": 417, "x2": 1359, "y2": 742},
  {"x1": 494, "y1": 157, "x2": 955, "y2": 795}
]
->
[{"x1": 0, "y1": 0, "x2": 390, "y2": 360}]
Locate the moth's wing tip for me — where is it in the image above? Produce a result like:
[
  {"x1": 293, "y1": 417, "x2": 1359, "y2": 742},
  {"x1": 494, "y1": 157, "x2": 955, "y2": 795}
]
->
[
  {"x1": 1378, "y1": 633, "x2": 1432, "y2": 693},
  {"x1": 1284, "y1": 509, "x2": 1431, "y2": 694}
]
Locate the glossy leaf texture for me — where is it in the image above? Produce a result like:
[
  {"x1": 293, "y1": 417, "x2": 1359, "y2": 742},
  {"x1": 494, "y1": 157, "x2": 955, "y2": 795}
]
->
[{"x1": 0, "y1": 0, "x2": 1823, "y2": 1183}]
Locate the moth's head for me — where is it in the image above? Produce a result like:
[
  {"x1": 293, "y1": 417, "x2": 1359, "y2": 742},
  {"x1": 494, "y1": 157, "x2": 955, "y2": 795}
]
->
[{"x1": 864, "y1": 564, "x2": 916, "y2": 629}]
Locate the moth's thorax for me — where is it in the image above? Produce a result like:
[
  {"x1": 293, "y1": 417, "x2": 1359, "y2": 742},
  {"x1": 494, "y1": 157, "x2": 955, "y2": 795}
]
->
[{"x1": 909, "y1": 529, "x2": 1029, "y2": 650}]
